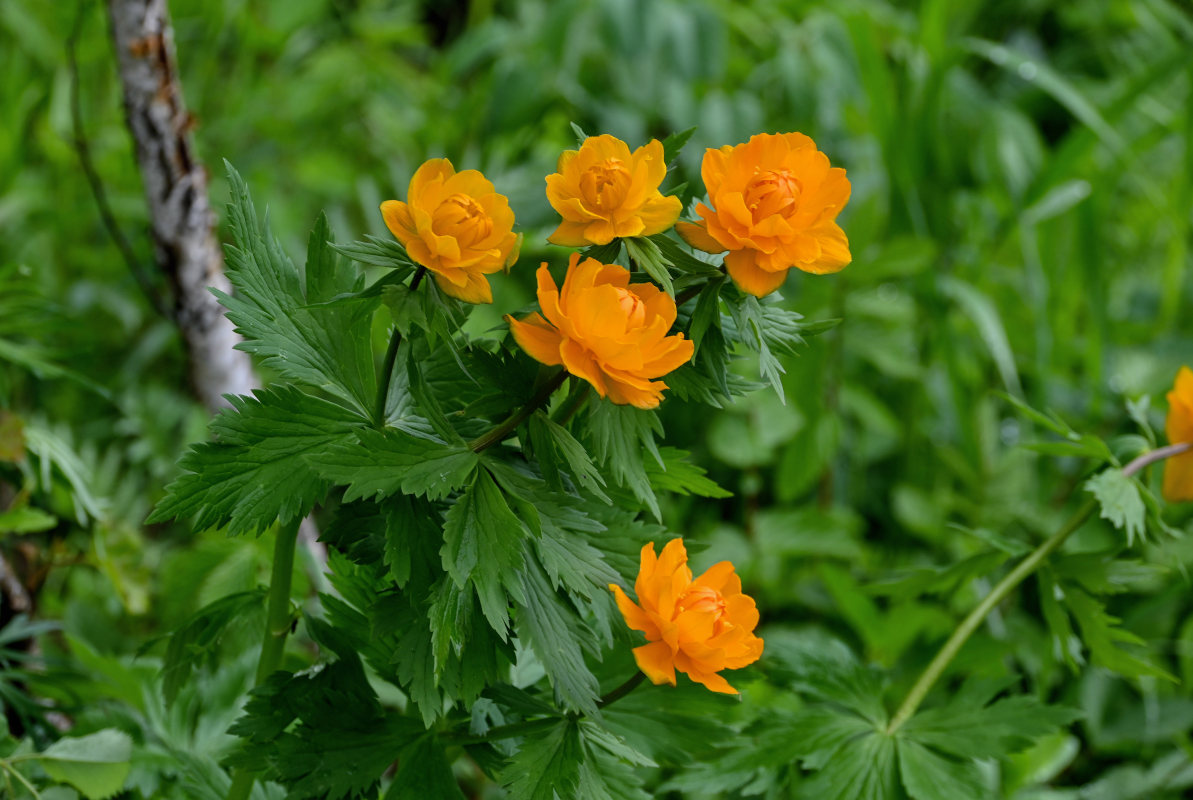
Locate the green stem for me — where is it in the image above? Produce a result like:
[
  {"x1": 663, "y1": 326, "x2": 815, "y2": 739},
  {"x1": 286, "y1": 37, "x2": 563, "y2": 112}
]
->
[
  {"x1": 373, "y1": 268, "x2": 426, "y2": 428},
  {"x1": 885, "y1": 443, "x2": 1191, "y2": 736},
  {"x1": 468, "y1": 370, "x2": 568, "y2": 453},
  {"x1": 445, "y1": 672, "x2": 647, "y2": 746},
  {"x1": 226, "y1": 518, "x2": 301, "y2": 800},
  {"x1": 885, "y1": 498, "x2": 1096, "y2": 735}
]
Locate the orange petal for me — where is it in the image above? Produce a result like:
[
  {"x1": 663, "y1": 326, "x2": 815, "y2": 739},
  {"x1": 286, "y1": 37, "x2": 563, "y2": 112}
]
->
[
  {"x1": 725, "y1": 250, "x2": 787, "y2": 297},
  {"x1": 547, "y1": 220, "x2": 594, "y2": 247},
  {"x1": 609, "y1": 584, "x2": 661, "y2": 639},
  {"x1": 434, "y1": 270, "x2": 491, "y2": 304},
  {"x1": 507, "y1": 313, "x2": 563, "y2": 366},
  {"x1": 637, "y1": 194, "x2": 683, "y2": 237},
  {"x1": 675, "y1": 220, "x2": 725, "y2": 254},
  {"x1": 802, "y1": 222, "x2": 851, "y2": 274},
  {"x1": 408, "y1": 158, "x2": 455, "y2": 204},
  {"x1": 633, "y1": 641, "x2": 677, "y2": 686},
  {"x1": 685, "y1": 667, "x2": 737, "y2": 695},
  {"x1": 380, "y1": 200, "x2": 415, "y2": 241},
  {"x1": 1164, "y1": 450, "x2": 1193, "y2": 502}
]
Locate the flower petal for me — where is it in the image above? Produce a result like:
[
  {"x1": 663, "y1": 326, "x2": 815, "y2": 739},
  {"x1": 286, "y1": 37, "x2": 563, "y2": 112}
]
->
[
  {"x1": 676, "y1": 220, "x2": 726, "y2": 254},
  {"x1": 507, "y1": 313, "x2": 563, "y2": 366},
  {"x1": 633, "y1": 641, "x2": 677, "y2": 686},
  {"x1": 725, "y1": 249, "x2": 788, "y2": 297}
]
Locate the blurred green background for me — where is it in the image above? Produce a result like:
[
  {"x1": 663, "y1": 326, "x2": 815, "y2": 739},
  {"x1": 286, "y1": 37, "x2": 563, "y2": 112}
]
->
[{"x1": 2, "y1": 0, "x2": 1193, "y2": 796}]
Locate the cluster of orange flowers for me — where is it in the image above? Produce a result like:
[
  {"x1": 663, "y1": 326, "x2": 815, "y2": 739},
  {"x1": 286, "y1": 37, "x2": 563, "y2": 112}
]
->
[{"x1": 381, "y1": 131, "x2": 852, "y2": 411}]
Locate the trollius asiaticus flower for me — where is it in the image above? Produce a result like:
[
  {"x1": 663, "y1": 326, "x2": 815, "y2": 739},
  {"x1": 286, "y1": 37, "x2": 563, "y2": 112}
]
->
[
  {"x1": 505, "y1": 253, "x2": 694, "y2": 409},
  {"x1": 545, "y1": 135, "x2": 682, "y2": 247},
  {"x1": 677, "y1": 131, "x2": 851, "y2": 298},
  {"x1": 380, "y1": 158, "x2": 519, "y2": 304},
  {"x1": 609, "y1": 539, "x2": 763, "y2": 694}
]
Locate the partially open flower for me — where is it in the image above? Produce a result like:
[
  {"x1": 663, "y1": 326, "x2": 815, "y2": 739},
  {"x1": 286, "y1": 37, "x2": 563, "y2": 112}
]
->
[
  {"x1": 381, "y1": 158, "x2": 519, "y2": 304},
  {"x1": 1164, "y1": 366, "x2": 1193, "y2": 502},
  {"x1": 506, "y1": 253, "x2": 693, "y2": 409},
  {"x1": 676, "y1": 132, "x2": 851, "y2": 297},
  {"x1": 546, "y1": 135, "x2": 682, "y2": 247},
  {"x1": 609, "y1": 539, "x2": 763, "y2": 694}
]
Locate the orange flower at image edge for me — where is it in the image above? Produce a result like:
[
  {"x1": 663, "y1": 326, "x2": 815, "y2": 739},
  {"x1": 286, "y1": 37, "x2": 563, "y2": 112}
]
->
[
  {"x1": 546, "y1": 135, "x2": 682, "y2": 247},
  {"x1": 505, "y1": 253, "x2": 694, "y2": 409},
  {"x1": 609, "y1": 539, "x2": 763, "y2": 694},
  {"x1": 677, "y1": 132, "x2": 851, "y2": 298},
  {"x1": 1164, "y1": 366, "x2": 1193, "y2": 502},
  {"x1": 381, "y1": 158, "x2": 519, "y2": 304}
]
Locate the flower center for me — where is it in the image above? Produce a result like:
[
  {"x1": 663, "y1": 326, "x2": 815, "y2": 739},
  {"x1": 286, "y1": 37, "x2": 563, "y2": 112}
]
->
[
  {"x1": 580, "y1": 160, "x2": 631, "y2": 209},
  {"x1": 745, "y1": 168, "x2": 801, "y2": 220},
  {"x1": 434, "y1": 194, "x2": 492, "y2": 245},
  {"x1": 677, "y1": 585, "x2": 727, "y2": 619},
  {"x1": 613, "y1": 287, "x2": 646, "y2": 328}
]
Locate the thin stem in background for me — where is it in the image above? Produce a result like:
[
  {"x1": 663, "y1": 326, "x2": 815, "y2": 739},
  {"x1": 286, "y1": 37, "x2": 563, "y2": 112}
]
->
[
  {"x1": 885, "y1": 441, "x2": 1192, "y2": 736},
  {"x1": 373, "y1": 267, "x2": 426, "y2": 428},
  {"x1": 226, "y1": 517, "x2": 301, "y2": 800}
]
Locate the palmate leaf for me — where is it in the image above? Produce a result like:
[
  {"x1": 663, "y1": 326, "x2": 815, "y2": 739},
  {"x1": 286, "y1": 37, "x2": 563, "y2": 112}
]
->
[
  {"x1": 797, "y1": 728, "x2": 898, "y2": 800},
  {"x1": 896, "y1": 739, "x2": 986, "y2": 800},
  {"x1": 148, "y1": 386, "x2": 362, "y2": 533},
  {"x1": 501, "y1": 719, "x2": 584, "y2": 800},
  {"x1": 156, "y1": 589, "x2": 266, "y2": 707},
  {"x1": 314, "y1": 428, "x2": 479, "y2": 502},
  {"x1": 1085, "y1": 468, "x2": 1147, "y2": 546},
  {"x1": 385, "y1": 734, "x2": 466, "y2": 800},
  {"x1": 37, "y1": 729, "x2": 134, "y2": 800},
  {"x1": 219, "y1": 164, "x2": 377, "y2": 416},
  {"x1": 723, "y1": 292, "x2": 836, "y2": 402},
  {"x1": 442, "y1": 468, "x2": 529, "y2": 637},
  {"x1": 584, "y1": 402, "x2": 664, "y2": 520}
]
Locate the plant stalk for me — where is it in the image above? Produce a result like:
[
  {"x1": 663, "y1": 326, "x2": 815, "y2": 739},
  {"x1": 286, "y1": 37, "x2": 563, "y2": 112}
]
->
[
  {"x1": 373, "y1": 267, "x2": 426, "y2": 428},
  {"x1": 468, "y1": 370, "x2": 568, "y2": 453},
  {"x1": 885, "y1": 441, "x2": 1191, "y2": 736},
  {"x1": 226, "y1": 517, "x2": 301, "y2": 800}
]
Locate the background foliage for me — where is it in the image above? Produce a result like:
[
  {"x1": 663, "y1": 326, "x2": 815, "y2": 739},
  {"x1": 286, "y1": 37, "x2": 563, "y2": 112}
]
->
[{"x1": 2, "y1": 0, "x2": 1193, "y2": 797}]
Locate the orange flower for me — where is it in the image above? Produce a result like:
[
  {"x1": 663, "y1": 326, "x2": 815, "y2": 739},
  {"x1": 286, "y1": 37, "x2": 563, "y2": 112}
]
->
[
  {"x1": 381, "y1": 158, "x2": 519, "y2": 304},
  {"x1": 546, "y1": 135, "x2": 682, "y2": 247},
  {"x1": 1164, "y1": 366, "x2": 1193, "y2": 502},
  {"x1": 506, "y1": 253, "x2": 693, "y2": 409},
  {"x1": 609, "y1": 539, "x2": 763, "y2": 694},
  {"x1": 676, "y1": 132, "x2": 851, "y2": 297}
]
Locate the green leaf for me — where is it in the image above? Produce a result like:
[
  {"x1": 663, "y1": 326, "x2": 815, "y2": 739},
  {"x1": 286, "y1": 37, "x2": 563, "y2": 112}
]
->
[
  {"x1": 0, "y1": 504, "x2": 57, "y2": 534},
  {"x1": 441, "y1": 469, "x2": 528, "y2": 637},
  {"x1": 687, "y1": 275, "x2": 726, "y2": 352},
  {"x1": 938, "y1": 276, "x2": 1023, "y2": 398},
  {"x1": 502, "y1": 719, "x2": 583, "y2": 800},
  {"x1": 659, "y1": 126, "x2": 697, "y2": 165},
  {"x1": 623, "y1": 236, "x2": 674, "y2": 297},
  {"x1": 516, "y1": 554, "x2": 600, "y2": 716},
  {"x1": 651, "y1": 234, "x2": 722, "y2": 278},
  {"x1": 386, "y1": 735, "x2": 465, "y2": 800},
  {"x1": 1085, "y1": 469, "x2": 1147, "y2": 546},
  {"x1": 584, "y1": 402, "x2": 663, "y2": 520},
  {"x1": 901, "y1": 682, "x2": 1081, "y2": 758},
  {"x1": 644, "y1": 446, "x2": 731, "y2": 498},
  {"x1": 219, "y1": 164, "x2": 376, "y2": 416},
  {"x1": 897, "y1": 739, "x2": 987, "y2": 800},
  {"x1": 382, "y1": 283, "x2": 428, "y2": 336},
  {"x1": 528, "y1": 411, "x2": 609, "y2": 502},
  {"x1": 797, "y1": 729, "x2": 897, "y2": 800},
  {"x1": 315, "y1": 428, "x2": 478, "y2": 502},
  {"x1": 333, "y1": 233, "x2": 417, "y2": 271},
  {"x1": 148, "y1": 386, "x2": 362, "y2": 533},
  {"x1": 1064, "y1": 587, "x2": 1176, "y2": 681},
  {"x1": 156, "y1": 589, "x2": 266, "y2": 707},
  {"x1": 725, "y1": 294, "x2": 819, "y2": 402},
  {"x1": 38, "y1": 729, "x2": 133, "y2": 800}
]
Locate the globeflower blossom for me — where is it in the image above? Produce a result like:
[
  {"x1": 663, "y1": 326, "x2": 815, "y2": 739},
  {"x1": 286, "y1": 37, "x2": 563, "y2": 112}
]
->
[
  {"x1": 505, "y1": 253, "x2": 693, "y2": 409},
  {"x1": 609, "y1": 539, "x2": 763, "y2": 694},
  {"x1": 676, "y1": 132, "x2": 851, "y2": 297},
  {"x1": 381, "y1": 158, "x2": 519, "y2": 304},
  {"x1": 1164, "y1": 366, "x2": 1193, "y2": 502},
  {"x1": 546, "y1": 135, "x2": 682, "y2": 247}
]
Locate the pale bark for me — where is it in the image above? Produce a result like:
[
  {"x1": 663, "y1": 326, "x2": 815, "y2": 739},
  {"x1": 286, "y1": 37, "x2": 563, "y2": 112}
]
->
[{"x1": 107, "y1": 0, "x2": 256, "y2": 411}]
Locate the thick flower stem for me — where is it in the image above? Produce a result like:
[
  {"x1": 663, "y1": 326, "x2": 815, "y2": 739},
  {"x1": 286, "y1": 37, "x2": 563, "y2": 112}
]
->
[
  {"x1": 226, "y1": 517, "x2": 301, "y2": 800},
  {"x1": 468, "y1": 370, "x2": 569, "y2": 453},
  {"x1": 551, "y1": 382, "x2": 591, "y2": 425},
  {"x1": 885, "y1": 442, "x2": 1191, "y2": 737},
  {"x1": 373, "y1": 267, "x2": 426, "y2": 428}
]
